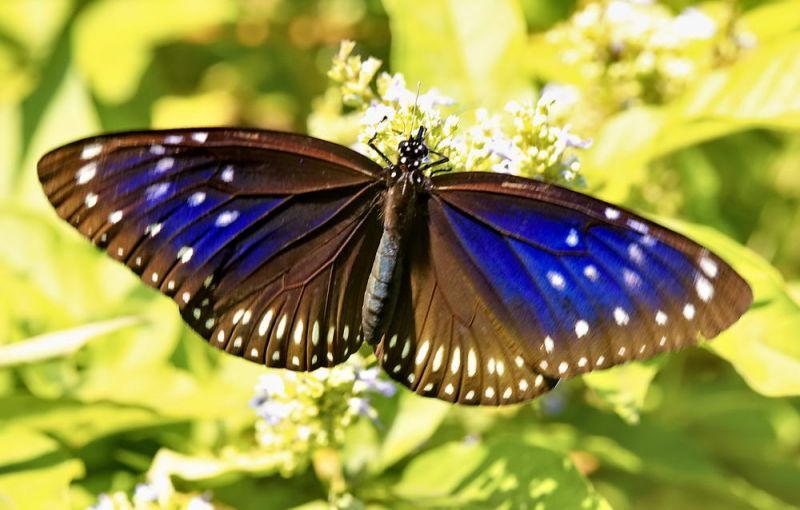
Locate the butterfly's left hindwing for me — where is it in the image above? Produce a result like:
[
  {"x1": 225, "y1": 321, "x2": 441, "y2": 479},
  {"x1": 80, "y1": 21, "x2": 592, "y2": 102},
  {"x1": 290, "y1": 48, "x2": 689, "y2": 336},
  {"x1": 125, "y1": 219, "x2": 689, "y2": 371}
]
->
[{"x1": 38, "y1": 128, "x2": 384, "y2": 370}]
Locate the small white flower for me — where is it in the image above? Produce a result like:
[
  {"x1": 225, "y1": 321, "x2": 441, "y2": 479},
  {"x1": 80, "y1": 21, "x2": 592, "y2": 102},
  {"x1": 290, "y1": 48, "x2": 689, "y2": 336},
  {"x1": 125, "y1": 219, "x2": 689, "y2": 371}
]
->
[{"x1": 673, "y1": 7, "x2": 717, "y2": 40}]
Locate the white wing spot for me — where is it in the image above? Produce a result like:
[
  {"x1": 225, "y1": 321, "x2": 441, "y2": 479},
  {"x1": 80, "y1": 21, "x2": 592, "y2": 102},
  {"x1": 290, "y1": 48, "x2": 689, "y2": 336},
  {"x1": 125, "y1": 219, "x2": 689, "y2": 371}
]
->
[
  {"x1": 487, "y1": 357, "x2": 496, "y2": 375},
  {"x1": 628, "y1": 243, "x2": 644, "y2": 264},
  {"x1": 258, "y1": 310, "x2": 272, "y2": 336},
  {"x1": 558, "y1": 361, "x2": 569, "y2": 374},
  {"x1": 233, "y1": 336, "x2": 243, "y2": 349},
  {"x1": 683, "y1": 303, "x2": 696, "y2": 320},
  {"x1": 81, "y1": 143, "x2": 103, "y2": 160},
  {"x1": 204, "y1": 275, "x2": 213, "y2": 288},
  {"x1": 656, "y1": 310, "x2": 668, "y2": 325},
  {"x1": 515, "y1": 356, "x2": 524, "y2": 368},
  {"x1": 699, "y1": 256, "x2": 718, "y2": 278},
  {"x1": 485, "y1": 387, "x2": 495, "y2": 399},
  {"x1": 596, "y1": 355, "x2": 605, "y2": 365},
  {"x1": 639, "y1": 345, "x2": 646, "y2": 354},
  {"x1": 273, "y1": 351, "x2": 281, "y2": 362},
  {"x1": 294, "y1": 320, "x2": 304, "y2": 345},
  {"x1": 578, "y1": 357, "x2": 588, "y2": 368},
  {"x1": 401, "y1": 338, "x2": 411, "y2": 359},
  {"x1": 155, "y1": 157, "x2": 174, "y2": 173},
  {"x1": 221, "y1": 165, "x2": 235, "y2": 182},
  {"x1": 215, "y1": 210, "x2": 239, "y2": 227},
  {"x1": 327, "y1": 352, "x2": 333, "y2": 362},
  {"x1": 467, "y1": 349, "x2": 477, "y2": 377},
  {"x1": 407, "y1": 373, "x2": 415, "y2": 384},
  {"x1": 217, "y1": 330, "x2": 226, "y2": 343},
  {"x1": 204, "y1": 318, "x2": 214, "y2": 329},
  {"x1": 465, "y1": 390, "x2": 475, "y2": 400},
  {"x1": 117, "y1": 247, "x2": 124, "y2": 257},
  {"x1": 444, "y1": 383, "x2": 454, "y2": 395},
  {"x1": 145, "y1": 182, "x2": 170, "y2": 201},
  {"x1": 604, "y1": 207, "x2": 620, "y2": 220},
  {"x1": 292, "y1": 355, "x2": 300, "y2": 367},
  {"x1": 547, "y1": 271, "x2": 565, "y2": 290},
  {"x1": 496, "y1": 360, "x2": 505, "y2": 377},
  {"x1": 451, "y1": 347, "x2": 461, "y2": 374},
  {"x1": 503, "y1": 387, "x2": 513, "y2": 400},
  {"x1": 135, "y1": 257, "x2": 142, "y2": 267},
  {"x1": 181, "y1": 292, "x2": 190, "y2": 303},
  {"x1": 242, "y1": 310, "x2": 252, "y2": 325},
  {"x1": 250, "y1": 348, "x2": 259, "y2": 358},
  {"x1": 583, "y1": 265, "x2": 599, "y2": 281},
  {"x1": 166, "y1": 280, "x2": 175, "y2": 290},
  {"x1": 415, "y1": 340, "x2": 430, "y2": 366},
  {"x1": 539, "y1": 360, "x2": 549, "y2": 370},
  {"x1": 108, "y1": 210, "x2": 123, "y2": 224},
  {"x1": 626, "y1": 218, "x2": 649, "y2": 234},
  {"x1": 544, "y1": 336, "x2": 554, "y2": 353},
  {"x1": 519, "y1": 379, "x2": 529, "y2": 391},
  {"x1": 389, "y1": 334, "x2": 398, "y2": 349},
  {"x1": 311, "y1": 321, "x2": 320, "y2": 346},
  {"x1": 659, "y1": 336, "x2": 667, "y2": 346},
  {"x1": 191, "y1": 132, "x2": 208, "y2": 143},
  {"x1": 232, "y1": 309, "x2": 244, "y2": 324},
  {"x1": 150, "y1": 144, "x2": 166, "y2": 155},
  {"x1": 312, "y1": 354, "x2": 318, "y2": 365},
  {"x1": 327, "y1": 326, "x2": 335, "y2": 345},
  {"x1": 145, "y1": 223, "x2": 162, "y2": 237},
  {"x1": 432, "y1": 346, "x2": 444, "y2": 372},
  {"x1": 695, "y1": 275, "x2": 714, "y2": 302},
  {"x1": 614, "y1": 307, "x2": 630, "y2": 326},
  {"x1": 343, "y1": 325, "x2": 350, "y2": 341},
  {"x1": 393, "y1": 365, "x2": 401, "y2": 373},
  {"x1": 565, "y1": 229, "x2": 579, "y2": 247},
  {"x1": 423, "y1": 383, "x2": 434, "y2": 392},
  {"x1": 623, "y1": 269, "x2": 641, "y2": 288},
  {"x1": 151, "y1": 272, "x2": 159, "y2": 283},
  {"x1": 76, "y1": 162, "x2": 97, "y2": 184},
  {"x1": 276, "y1": 314, "x2": 288, "y2": 339},
  {"x1": 535, "y1": 375, "x2": 544, "y2": 387},
  {"x1": 188, "y1": 192, "x2": 206, "y2": 206},
  {"x1": 575, "y1": 320, "x2": 589, "y2": 338},
  {"x1": 618, "y1": 347, "x2": 627, "y2": 356},
  {"x1": 85, "y1": 193, "x2": 98, "y2": 208},
  {"x1": 177, "y1": 246, "x2": 194, "y2": 263},
  {"x1": 164, "y1": 135, "x2": 183, "y2": 144}
]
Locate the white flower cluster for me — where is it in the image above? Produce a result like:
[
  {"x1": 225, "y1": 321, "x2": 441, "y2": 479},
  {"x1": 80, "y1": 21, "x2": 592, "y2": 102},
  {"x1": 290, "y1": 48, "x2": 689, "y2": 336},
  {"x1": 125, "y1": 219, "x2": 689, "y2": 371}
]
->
[
  {"x1": 547, "y1": 0, "x2": 752, "y2": 108},
  {"x1": 249, "y1": 358, "x2": 396, "y2": 476},
  {"x1": 313, "y1": 41, "x2": 589, "y2": 186},
  {"x1": 86, "y1": 474, "x2": 213, "y2": 510}
]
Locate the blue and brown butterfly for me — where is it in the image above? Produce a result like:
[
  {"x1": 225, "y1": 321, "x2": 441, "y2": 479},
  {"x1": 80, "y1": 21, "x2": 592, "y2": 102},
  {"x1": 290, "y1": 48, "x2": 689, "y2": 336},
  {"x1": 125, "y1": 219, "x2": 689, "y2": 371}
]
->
[{"x1": 37, "y1": 126, "x2": 752, "y2": 405}]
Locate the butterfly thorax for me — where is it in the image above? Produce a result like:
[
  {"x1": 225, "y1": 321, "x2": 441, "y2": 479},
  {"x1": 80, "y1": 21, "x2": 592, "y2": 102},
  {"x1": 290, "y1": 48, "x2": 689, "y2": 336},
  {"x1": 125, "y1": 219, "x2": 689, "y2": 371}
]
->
[{"x1": 361, "y1": 135, "x2": 429, "y2": 345}]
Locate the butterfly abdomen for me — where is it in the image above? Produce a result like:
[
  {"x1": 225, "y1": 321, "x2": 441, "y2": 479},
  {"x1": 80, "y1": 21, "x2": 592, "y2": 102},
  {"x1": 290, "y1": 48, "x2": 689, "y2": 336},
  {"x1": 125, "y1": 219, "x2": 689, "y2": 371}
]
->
[{"x1": 361, "y1": 173, "x2": 419, "y2": 345}]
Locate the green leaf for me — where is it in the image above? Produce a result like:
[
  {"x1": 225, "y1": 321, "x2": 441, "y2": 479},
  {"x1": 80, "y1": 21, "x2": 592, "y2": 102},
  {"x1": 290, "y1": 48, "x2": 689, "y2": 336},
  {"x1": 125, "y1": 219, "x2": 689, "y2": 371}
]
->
[
  {"x1": 742, "y1": 0, "x2": 800, "y2": 43},
  {"x1": 0, "y1": 396, "x2": 164, "y2": 448},
  {"x1": 0, "y1": 316, "x2": 139, "y2": 368},
  {"x1": 662, "y1": 218, "x2": 800, "y2": 397},
  {"x1": 371, "y1": 393, "x2": 450, "y2": 472},
  {"x1": 0, "y1": 426, "x2": 60, "y2": 466},
  {"x1": 147, "y1": 448, "x2": 291, "y2": 482},
  {"x1": 382, "y1": 0, "x2": 530, "y2": 108},
  {"x1": 582, "y1": 360, "x2": 662, "y2": 425},
  {"x1": 73, "y1": 0, "x2": 235, "y2": 103},
  {"x1": 392, "y1": 437, "x2": 610, "y2": 509},
  {"x1": 0, "y1": 458, "x2": 84, "y2": 510}
]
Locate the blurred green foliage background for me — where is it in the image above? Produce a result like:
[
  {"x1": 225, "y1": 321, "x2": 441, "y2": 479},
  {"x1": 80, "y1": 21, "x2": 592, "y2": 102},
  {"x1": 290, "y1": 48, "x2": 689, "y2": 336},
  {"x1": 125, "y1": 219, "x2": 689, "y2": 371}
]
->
[{"x1": 1, "y1": 0, "x2": 800, "y2": 508}]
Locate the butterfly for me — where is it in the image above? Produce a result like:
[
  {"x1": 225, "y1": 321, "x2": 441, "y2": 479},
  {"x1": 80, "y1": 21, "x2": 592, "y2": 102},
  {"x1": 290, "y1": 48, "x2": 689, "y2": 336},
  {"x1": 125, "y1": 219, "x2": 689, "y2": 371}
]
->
[{"x1": 38, "y1": 126, "x2": 752, "y2": 405}]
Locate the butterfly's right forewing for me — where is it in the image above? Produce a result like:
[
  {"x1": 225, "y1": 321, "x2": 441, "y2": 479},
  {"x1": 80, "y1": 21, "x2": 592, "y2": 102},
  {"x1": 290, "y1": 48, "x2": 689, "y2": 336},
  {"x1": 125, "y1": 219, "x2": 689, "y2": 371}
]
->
[{"x1": 38, "y1": 128, "x2": 385, "y2": 370}]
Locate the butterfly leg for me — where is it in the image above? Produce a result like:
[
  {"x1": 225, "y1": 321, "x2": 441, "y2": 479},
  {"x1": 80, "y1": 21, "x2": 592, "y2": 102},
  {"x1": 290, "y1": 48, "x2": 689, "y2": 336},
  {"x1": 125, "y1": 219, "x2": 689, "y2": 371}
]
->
[
  {"x1": 368, "y1": 131, "x2": 395, "y2": 167},
  {"x1": 421, "y1": 149, "x2": 450, "y2": 174}
]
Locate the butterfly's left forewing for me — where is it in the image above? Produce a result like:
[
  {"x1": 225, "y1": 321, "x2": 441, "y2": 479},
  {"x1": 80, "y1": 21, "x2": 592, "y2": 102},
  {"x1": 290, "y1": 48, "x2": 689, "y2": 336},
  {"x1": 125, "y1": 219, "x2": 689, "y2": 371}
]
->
[
  {"x1": 38, "y1": 128, "x2": 384, "y2": 370},
  {"x1": 375, "y1": 172, "x2": 751, "y2": 404}
]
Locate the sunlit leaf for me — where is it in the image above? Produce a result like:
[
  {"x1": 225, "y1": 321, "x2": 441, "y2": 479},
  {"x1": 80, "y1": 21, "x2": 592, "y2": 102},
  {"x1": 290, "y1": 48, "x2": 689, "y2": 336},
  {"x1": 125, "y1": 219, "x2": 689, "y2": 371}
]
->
[
  {"x1": 0, "y1": 458, "x2": 84, "y2": 510},
  {"x1": 393, "y1": 437, "x2": 611, "y2": 509},
  {"x1": 382, "y1": 0, "x2": 530, "y2": 108},
  {"x1": 73, "y1": 0, "x2": 235, "y2": 103},
  {"x1": 0, "y1": 317, "x2": 139, "y2": 368},
  {"x1": 582, "y1": 360, "x2": 662, "y2": 425}
]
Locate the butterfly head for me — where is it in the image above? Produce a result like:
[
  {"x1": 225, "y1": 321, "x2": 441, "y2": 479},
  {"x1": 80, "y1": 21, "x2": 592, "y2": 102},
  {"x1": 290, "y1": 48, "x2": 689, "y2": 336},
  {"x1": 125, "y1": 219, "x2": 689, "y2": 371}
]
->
[{"x1": 397, "y1": 126, "x2": 429, "y2": 170}]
